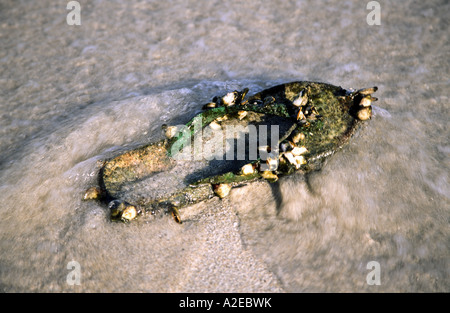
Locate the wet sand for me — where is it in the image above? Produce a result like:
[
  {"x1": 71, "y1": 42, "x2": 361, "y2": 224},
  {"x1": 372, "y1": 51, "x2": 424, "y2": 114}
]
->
[{"x1": 0, "y1": 0, "x2": 448, "y2": 292}]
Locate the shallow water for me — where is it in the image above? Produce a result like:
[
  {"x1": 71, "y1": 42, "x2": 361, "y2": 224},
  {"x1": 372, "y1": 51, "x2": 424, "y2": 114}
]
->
[{"x1": 0, "y1": 0, "x2": 448, "y2": 292}]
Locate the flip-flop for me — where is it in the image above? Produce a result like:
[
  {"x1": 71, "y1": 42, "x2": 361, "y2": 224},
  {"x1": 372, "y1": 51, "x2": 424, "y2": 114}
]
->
[{"x1": 83, "y1": 81, "x2": 377, "y2": 223}]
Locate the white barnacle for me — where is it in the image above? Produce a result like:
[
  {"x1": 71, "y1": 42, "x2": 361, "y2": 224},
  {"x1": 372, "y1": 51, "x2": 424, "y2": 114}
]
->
[
  {"x1": 291, "y1": 146, "x2": 308, "y2": 156},
  {"x1": 214, "y1": 184, "x2": 232, "y2": 198},
  {"x1": 209, "y1": 121, "x2": 222, "y2": 130},
  {"x1": 121, "y1": 205, "x2": 137, "y2": 221},
  {"x1": 357, "y1": 86, "x2": 378, "y2": 96},
  {"x1": 109, "y1": 201, "x2": 138, "y2": 221},
  {"x1": 241, "y1": 163, "x2": 255, "y2": 175},
  {"x1": 294, "y1": 155, "x2": 307, "y2": 167},
  {"x1": 222, "y1": 92, "x2": 238, "y2": 107},
  {"x1": 293, "y1": 90, "x2": 308, "y2": 107},
  {"x1": 296, "y1": 109, "x2": 306, "y2": 120},
  {"x1": 83, "y1": 187, "x2": 103, "y2": 200},
  {"x1": 359, "y1": 96, "x2": 372, "y2": 107},
  {"x1": 284, "y1": 152, "x2": 306, "y2": 169},
  {"x1": 237, "y1": 110, "x2": 248, "y2": 120},
  {"x1": 216, "y1": 115, "x2": 228, "y2": 122},
  {"x1": 266, "y1": 157, "x2": 279, "y2": 171},
  {"x1": 260, "y1": 170, "x2": 278, "y2": 182},
  {"x1": 165, "y1": 126, "x2": 180, "y2": 139},
  {"x1": 357, "y1": 107, "x2": 372, "y2": 121},
  {"x1": 283, "y1": 152, "x2": 296, "y2": 165}
]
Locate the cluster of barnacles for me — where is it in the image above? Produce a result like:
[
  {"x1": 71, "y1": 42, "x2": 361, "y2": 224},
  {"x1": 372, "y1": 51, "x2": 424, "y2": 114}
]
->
[
  {"x1": 354, "y1": 88, "x2": 377, "y2": 121},
  {"x1": 201, "y1": 88, "x2": 316, "y2": 186},
  {"x1": 210, "y1": 135, "x2": 310, "y2": 200}
]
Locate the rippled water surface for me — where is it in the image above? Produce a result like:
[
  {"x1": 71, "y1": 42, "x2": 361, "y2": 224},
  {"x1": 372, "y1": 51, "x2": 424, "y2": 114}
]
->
[{"x1": 0, "y1": 0, "x2": 448, "y2": 292}]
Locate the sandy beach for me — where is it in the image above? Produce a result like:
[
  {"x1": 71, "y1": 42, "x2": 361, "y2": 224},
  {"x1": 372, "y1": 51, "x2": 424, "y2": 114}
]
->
[{"x1": 0, "y1": 0, "x2": 448, "y2": 292}]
